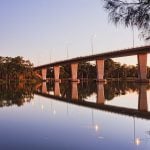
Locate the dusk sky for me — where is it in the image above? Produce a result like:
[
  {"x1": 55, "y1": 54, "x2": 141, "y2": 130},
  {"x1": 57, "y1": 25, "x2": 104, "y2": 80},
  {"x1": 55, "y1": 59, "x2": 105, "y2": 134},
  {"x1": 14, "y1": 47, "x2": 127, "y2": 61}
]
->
[{"x1": 0, "y1": 0, "x2": 149, "y2": 66}]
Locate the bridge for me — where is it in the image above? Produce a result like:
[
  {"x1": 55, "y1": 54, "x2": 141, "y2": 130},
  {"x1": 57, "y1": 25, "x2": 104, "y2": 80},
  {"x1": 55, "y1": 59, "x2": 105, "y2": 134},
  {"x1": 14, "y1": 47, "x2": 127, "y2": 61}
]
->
[{"x1": 34, "y1": 45, "x2": 150, "y2": 82}]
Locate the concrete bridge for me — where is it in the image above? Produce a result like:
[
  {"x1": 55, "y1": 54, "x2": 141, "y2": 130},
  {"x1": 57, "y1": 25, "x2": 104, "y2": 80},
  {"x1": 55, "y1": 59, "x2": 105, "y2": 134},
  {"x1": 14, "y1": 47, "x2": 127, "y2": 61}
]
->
[
  {"x1": 34, "y1": 45, "x2": 150, "y2": 82},
  {"x1": 35, "y1": 82, "x2": 150, "y2": 120}
]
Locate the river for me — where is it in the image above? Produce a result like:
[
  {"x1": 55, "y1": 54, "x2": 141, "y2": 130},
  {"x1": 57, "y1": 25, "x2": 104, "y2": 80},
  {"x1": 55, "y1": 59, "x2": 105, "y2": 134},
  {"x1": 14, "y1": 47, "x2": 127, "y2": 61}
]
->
[{"x1": 0, "y1": 81, "x2": 150, "y2": 150}]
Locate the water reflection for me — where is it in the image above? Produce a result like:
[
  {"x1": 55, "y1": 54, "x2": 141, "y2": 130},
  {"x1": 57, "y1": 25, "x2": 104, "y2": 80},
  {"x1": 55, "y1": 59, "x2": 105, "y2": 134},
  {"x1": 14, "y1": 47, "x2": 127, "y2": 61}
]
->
[
  {"x1": 138, "y1": 84, "x2": 147, "y2": 111},
  {"x1": 54, "y1": 82, "x2": 61, "y2": 97},
  {"x1": 45, "y1": 81, "x2": 150, "y2": 102},
  {"x1": 0, "y1": 83, "x2": 35, "y2": 107},
  {"x1": 35, "y1": 81, "x2": 150, "y2": 120},
  {"x1": 0, "y1": 81, "x2": 150, "y2": 149},
  {"x1": 97, "y1": 83, "x2": 105, "y2": 104},
  {"x1": 71, "y1": 82, "x2": 79, "y2": 100},
  {"x1": 1, "y1": 81, "x2": 149, "y2": 112}
]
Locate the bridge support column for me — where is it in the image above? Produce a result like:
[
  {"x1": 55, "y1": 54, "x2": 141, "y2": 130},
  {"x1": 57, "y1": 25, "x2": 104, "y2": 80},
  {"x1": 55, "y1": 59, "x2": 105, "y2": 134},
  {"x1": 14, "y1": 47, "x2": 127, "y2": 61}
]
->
[
  {"x1": 42, "y1": 68, "x2": 47, "y2": 81},
  {"x1": 71, "y1": 63, "x2": 79, "y2": 82},
  {"x1": 54, "y1": 66, "x2": 61, "y2": 82},
  {"x1": 71, "y1": 82, "x2": 78, "y2": 100},
  {"x1": 97, "y1": 83, "x2": 105, "y2": 104},
  {"x1": 137, "y1": 53, "x2": 149, "y2": 82},
  {"x1": 96, "y1": 59, "x2": 106, "y2": 82},
  {"x1": 138, "y1": 84, "x2": 148, "y2": 112},
  {"x1": 54, "y1": 82, "x2": 60, "y2": 97}
]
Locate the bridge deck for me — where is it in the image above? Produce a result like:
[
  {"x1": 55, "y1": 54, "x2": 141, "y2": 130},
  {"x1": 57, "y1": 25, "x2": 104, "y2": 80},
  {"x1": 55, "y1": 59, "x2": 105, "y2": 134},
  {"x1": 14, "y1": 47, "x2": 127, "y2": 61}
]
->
[{"x1": 34, "y1": 45, "x2": 150, "y2": 70}]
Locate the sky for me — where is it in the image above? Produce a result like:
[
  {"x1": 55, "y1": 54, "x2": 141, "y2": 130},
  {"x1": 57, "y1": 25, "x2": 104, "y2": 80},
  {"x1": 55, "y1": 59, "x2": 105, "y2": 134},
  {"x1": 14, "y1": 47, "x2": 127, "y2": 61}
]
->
[{"x1": 0, "y1": 0, "x2": 149, "y2": 66}]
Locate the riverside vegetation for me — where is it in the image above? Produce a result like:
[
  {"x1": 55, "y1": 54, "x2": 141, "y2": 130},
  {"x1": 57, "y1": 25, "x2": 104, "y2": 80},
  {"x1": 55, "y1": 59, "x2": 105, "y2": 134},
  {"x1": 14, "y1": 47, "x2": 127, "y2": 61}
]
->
[
  {"x1": 0, "y1": 56, "x2": 37, "y2": 83},
  {"x1": 0, "y1": 56, "x2": 150, "y2": 82}
]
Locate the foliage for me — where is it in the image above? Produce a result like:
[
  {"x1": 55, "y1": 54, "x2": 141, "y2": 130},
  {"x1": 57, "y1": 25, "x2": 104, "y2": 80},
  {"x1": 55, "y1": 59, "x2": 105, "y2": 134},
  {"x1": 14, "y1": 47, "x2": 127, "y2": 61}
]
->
[
  {"x1": 0, "y1": 56, "x2": 35, "y2": 81},
  {"x1": 103, "y1": 0, "x2": 150, "y2": 40},
  {"x1": 0, "y1": 83, "x2": 35, "y2": 107}
]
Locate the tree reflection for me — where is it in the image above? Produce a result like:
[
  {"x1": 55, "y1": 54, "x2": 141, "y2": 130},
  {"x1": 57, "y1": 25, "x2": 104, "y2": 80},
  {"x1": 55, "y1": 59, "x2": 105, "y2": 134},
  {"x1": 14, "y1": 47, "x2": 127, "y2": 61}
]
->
[
  {"x1": 0, "y1": 83, "x2": 35, "y2": 107},
  {"x1": 44, "y1": 81, "x2": 150, "y2": 102},
  {"x1": 104, "y1": 81, "x2": 139, "y2": 100}
]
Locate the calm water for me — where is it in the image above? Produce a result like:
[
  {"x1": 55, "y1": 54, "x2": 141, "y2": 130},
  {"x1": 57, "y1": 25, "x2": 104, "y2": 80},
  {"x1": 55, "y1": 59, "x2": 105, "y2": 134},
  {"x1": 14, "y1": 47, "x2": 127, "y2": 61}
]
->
[{"x1": 0, "y1": 81, "x2": 150, "y2": 150}]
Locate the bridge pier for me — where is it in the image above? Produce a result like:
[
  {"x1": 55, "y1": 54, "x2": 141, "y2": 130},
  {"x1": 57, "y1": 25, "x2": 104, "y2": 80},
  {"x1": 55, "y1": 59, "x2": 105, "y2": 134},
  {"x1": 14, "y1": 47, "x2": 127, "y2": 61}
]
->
[
  {"x1": 97, "y1": 83, "x2": 105, "y2": 104},
  {"x1": 137, "y1": 53, "x2": 149, "y2": 82},
  {"x1": 42, "y1": 68, "x2": 47, "y2": 81},
  {"x1": 54, "y1": 82, "x2": 60, "y2": 96},
  {"x1": 138, "y1": 84, "x2": 148, "y2": 112},
  {"x1": 54, "y1": 66, "x2": 61, "y2": 82},
  {"x1": 96, "y1": 59, "x2": 106, "y2": 82},
  {"x1": 71, "y1": 82, "x2": 78, "y2": 100},
  {"x1": 71, "y1": 63, "x2": 79, "y2": 82}
]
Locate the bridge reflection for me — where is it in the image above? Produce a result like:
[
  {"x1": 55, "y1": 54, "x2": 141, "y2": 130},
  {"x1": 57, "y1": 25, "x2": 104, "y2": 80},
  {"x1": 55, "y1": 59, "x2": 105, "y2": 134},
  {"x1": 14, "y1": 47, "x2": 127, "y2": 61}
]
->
[
  {"x1": 71, "y1": 82, "x2": 78, "y2": 100},
  {"x1": 97, "y1": 83, "x2": 105, "y2": 104},
  {"x1": 138, "y1": 84, "x2": 147, "y2": 111},
  {"x1": 35, "y1": 81, "x2": 150, "y2": 120},
  {"x1": 54, "y1": 81, "x2": 61, "y2": 97}
]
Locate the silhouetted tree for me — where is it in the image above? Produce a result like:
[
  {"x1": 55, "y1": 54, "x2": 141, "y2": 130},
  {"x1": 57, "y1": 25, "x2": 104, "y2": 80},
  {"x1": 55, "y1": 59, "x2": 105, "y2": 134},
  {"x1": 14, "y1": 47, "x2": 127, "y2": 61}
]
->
[
  {"x1": 103, "y1": 0, "x2": 150, "y2": 40},
  {"x1": 0, "y1": 56, "x2": 35, "y2": 82}
]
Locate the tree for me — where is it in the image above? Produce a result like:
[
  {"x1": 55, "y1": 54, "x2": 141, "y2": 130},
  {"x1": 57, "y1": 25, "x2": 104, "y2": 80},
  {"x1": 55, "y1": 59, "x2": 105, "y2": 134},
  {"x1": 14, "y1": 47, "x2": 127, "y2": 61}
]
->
[
  {"x1": 78, "y1": 62, "x2": 92, "y2": 79},
  {"x1": 103, "y1": 0, "x2": 150, "y2": 40},
  {"x1": 0, "y1": 56, "x2": 35, "y2": 82}
]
